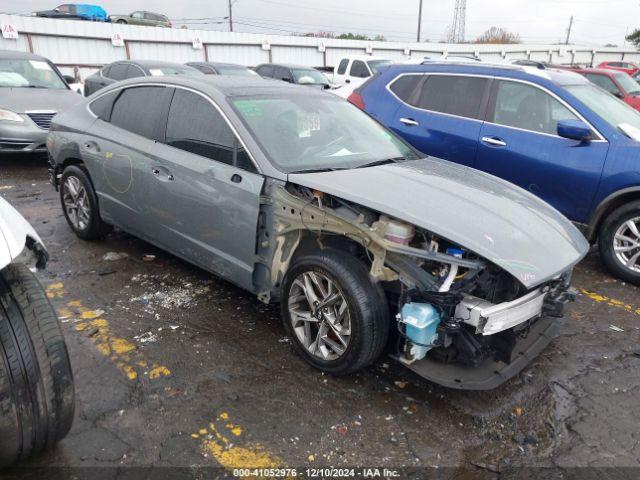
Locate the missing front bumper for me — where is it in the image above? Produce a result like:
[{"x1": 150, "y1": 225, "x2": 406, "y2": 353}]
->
[{"x1": 392, "y1": 315, "x2": 564, "y2": 390}]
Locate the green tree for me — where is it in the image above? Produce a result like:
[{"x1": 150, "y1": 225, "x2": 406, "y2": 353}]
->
[{"x1": 626, "y1": 29, "x2": 640, "y2": 48}]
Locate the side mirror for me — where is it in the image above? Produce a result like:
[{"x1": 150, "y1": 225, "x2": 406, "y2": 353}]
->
[
  {"x1": 613, "y1": 91, "x2": 624, "y2": 99},
  {"x1": 557, "y1": 119, "x2": 592, "y2": 143},
  {"x1": 62, "y1": 74, "x2": 75, "y2": 84}
]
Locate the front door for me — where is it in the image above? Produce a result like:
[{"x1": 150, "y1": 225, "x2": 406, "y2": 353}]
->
[
  {"x1": 390, "y1": 74, "x2": 491, "y2": 167},
  {"x1": 147, "y1": 88, "x2": 264, "y2": 291},
  {"x1": 476, "y1": 79, "x2": 609, "y2": 223}
]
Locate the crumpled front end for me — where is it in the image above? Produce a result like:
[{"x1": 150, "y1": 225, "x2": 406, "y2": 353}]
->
[{"x1": 259, "y1": 181, "x2": 586, "y2": 390}]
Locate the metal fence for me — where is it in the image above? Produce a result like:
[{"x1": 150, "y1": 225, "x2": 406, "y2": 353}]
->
[{"x1": 2, "y1": 13, "x2": 639, "y2": 79}]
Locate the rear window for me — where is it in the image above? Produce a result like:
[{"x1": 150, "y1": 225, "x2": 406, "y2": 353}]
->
[
  {"x1": 415, "y1": 75, "x2": 488, "y2": 119},
  {"x1": 89, "y1": 90, "x2": 118, "y2": 120},
  {"x1": 256, "y1": 65, "x2": 274, "y2": 77},
  {"x1": 107, "y1": 63, "x2": 128, "y2": 81}
]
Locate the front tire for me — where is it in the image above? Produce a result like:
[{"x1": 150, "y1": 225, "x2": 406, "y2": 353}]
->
[
  {"x1": 0, "y1": 264, "x2": 75, "y2": 467},
  {"x1": 281, "y1": 249, "x2": 389, "y2": 375},
  {"x1": 599, "y1": 201, "x2": 640, "y2": 285},
  {"x1": 60, "y1": 165, "x2": 111, "y2": 240}
]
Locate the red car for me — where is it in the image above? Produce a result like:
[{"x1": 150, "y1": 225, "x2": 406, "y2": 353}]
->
[
  {"x1": 578, "y1": 68, "x2": 640, "y2": 110},
  {"x1": 597, "y1": 60, "x2": 640, "y2": 76}
]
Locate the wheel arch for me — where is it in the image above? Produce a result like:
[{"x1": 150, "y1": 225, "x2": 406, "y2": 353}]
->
[{"x1": 587, "y1": 187, "x2": 640, "y2": 242}]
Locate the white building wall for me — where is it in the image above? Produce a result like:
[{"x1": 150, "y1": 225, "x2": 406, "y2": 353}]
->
[
  {"x1": 206, "y1": 44, "x2": 268, "y2": 66},
  {"x1": 271, "y1": 46, "x2": 323, "y2": 66}
]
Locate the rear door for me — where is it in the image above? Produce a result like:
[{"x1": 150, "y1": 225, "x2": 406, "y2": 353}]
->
[
  {"x1": 147, "y1": 88, "x2": 264, "y2": 290},
  {"x1": 476, "y1": 79, "x2": 609, "y2": 222},
  {"x1": 333, "y1": 58, "x2": 349, "y2": 85},
  {"x1": 83, "y1": 85, "x2": 174, "y2": 235},
  {"x1": 389, "y1": 73, "x2": 490, "y2": 166},
  {"x1": 347, "y1": 60, "x2": 371, "y2": 89}
]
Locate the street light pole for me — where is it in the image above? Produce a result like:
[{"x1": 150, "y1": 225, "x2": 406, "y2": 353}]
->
[
  {"x1": 228, "y1": 0, "x2": 234, "y2": 32},
  {"x1": 417, "y1": 0, "x2": 423, "y2": 42}
]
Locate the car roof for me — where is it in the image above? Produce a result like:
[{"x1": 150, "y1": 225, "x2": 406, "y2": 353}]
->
[
  {"x1": 0, "y1": 49, "x2": 49, "y2": 61},
  {"x1": 256, "y1": 63, "x2": 318, "y2": 70},
  {"x1": 108, "y1": 74, "x2": 329, "y2": 97},
  {"x1": 188, "y1": 61, "x2": 248, "y2": 69},
  {"x1": 112, "y1": 60, "x2": 195, "y2": 69},
  {"x1": 381, "y1": 61, "x2": 591, "y2": 87},
  {"x1": 578, "y1": 68, "x2": 621, "y2": 76}
]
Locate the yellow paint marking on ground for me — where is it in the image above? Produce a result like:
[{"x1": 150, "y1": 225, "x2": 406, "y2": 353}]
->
[
  {"x1": 193, "y1": 412, "x2": 281, "y2": 471},
  {"x1": 47, "y1": 282, "x2": 171, "y2": 381},
  {"x1": 581, "y1": 289, "x2": 640, "y2": 316}
]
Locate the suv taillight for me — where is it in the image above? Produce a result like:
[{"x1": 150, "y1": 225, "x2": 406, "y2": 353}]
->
[{"x1": 347, "y1": 91, "x2": 365, "y2": 110}]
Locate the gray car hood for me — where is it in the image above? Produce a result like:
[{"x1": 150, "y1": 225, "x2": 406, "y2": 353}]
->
[
  {"x1": 289, "y1": 158, "x2": 589, "y2": 288},
  {"x1": 0, "y1": 87, "x2": 82, "y2": 113}
]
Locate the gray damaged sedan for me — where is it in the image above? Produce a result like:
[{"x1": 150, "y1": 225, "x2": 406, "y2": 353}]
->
[
  {"x1": 47, "y1": 76, "x2": 589, "y2": 389},
  {"x1": 0, "y1": 50, "x2": 82, "y2": 153}
]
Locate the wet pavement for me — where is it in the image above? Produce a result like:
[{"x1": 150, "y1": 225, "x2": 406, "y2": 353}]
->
[{"x1": 1, "y1": 155, "x2": 639, "y2": 478}]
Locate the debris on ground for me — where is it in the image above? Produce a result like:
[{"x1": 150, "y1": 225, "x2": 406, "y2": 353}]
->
[
  {"x1": 394, "y1": 380, "x2": 409, "y2": 389},
  {"x1": 134, "y1": 331, "x2": 158, "y2": 344},
  {"x1": 130, "y1": 277, "x2": 211, "y2": 310},
  {"x1": 103, "y1": 251, "x2": 128, "y2": 261},
  {"x1": 142, "y1": 254, "x2": 156, "y2": 262},
  {"x1": 609, "y1": 325, "x2": 624, "y2": 332}
]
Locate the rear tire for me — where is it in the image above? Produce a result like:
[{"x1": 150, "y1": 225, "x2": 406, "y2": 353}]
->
[
  {"x1": 598, "y1": 201, "x2": 640, "y2": 286},
  {"x1": 60, "y1": 165, "x2": 111, "y2": 240},
  {"x1": 116, "y1": 19, "x2": 127, "y2": 24},
  {"x1": 281, "y1": 249, "x2": 389, "y2": 375},
  {"x1": 0, "y1": 264, "x2": 74, "y2": 467}
]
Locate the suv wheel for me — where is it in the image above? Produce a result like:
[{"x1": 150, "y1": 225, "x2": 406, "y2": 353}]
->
[
  {"x1": 599, "y1": 201, "x2": 640, "y2": 285},
  {"x1": 281, "y1": 249, "x2": 389, "y2": 375},
  {"x1": 60, "y1": 165, "x2": 111, "y2": 240},
  {"x1": 0, "y1": 264, "x2": 75, "y2": 466}
]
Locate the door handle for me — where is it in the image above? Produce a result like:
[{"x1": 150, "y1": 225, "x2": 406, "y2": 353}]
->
[
  {"x1": 231, "y1": 174, "x2": 242, "y2": 184},
  {"x1": 399, "y1": 117, "x2": 419, "y2": 127},
  {"x1": 481, "y1": 136, "x2": 507, "y2": 147},
  {"x1": 345, "y1": 79, "x2": 351, "y2": 84},
  {"x1": 152, "y1": 168, "x2": 160, "y2": 176},
  {"x1": 167, "y1": 174, "x2": 175, "y2": 182}
]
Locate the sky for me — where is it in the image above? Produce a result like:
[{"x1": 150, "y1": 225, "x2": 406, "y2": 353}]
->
[{"x1": 2, "y1": 0, "x2": 638, "y2": 46}]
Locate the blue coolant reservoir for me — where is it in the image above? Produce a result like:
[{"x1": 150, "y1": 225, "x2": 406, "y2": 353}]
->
[{"x1": 401, "y1": 303, "x2": 441, "y2": 361}]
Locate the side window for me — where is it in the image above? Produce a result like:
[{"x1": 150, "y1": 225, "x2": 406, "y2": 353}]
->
[
  {"x1": 584, "y1": 74, "x2": 619, "y2": 95},
  {"x1": 275, "y1": 67, "x2": 293, "y2": 82},
  {"x1": 350, "y1": 60, "x2": 369, "y2": 78},
  {"x1": 125, "y1": 65, "x2": 145, "y2": 79},
  {"x1": 107, "y1": 63, "x2": 128, "y2": 81},
  {"x1": 416, "y1": 75, "x2": 488, "y2": 119},
  {"x1": 256, "y1": 65, "x2": 274, "y2": 77},
  {"x1": 389, "y1": 75, "x2": 422, "y2": 103},
  {"x1": 491, "y1": 80, "x2": 579, "y2": 136},
  {"x1": 109, "y1": 86, "x2": 171, "y2": 139},
  {"x1": 101, "y1": 65, "x2": 111, "y2": 77},
  {"x1": 336, "y1": 59, "x2": 349, "y2": 75},
  {"x1": 88, "y1": 90, "x2": 119, "y2": 120},
  {"x1": 132, "y1": 11, "x2": 144, "y2": 19},
  {"x1": 165, "y1": 89, "x2": 255, "y2": 171},
  {"x1": 57, "y1": 4, "x2": 71, "y2": 13}
]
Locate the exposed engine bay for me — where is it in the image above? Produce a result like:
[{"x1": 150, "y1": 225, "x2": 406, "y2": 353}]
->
[{"x1": 255, "y1": 182, "x2": 576, "y2": 389}]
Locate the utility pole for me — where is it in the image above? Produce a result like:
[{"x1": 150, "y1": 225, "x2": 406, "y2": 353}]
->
[
  {"x1": 565, "y1": 15, "x2": 573, "y2": 45},
  {"x1": 228, "y1": 0, "x2": 234, "y2": 32},
  {"x1": 417, "y1": 0, "x2": 423, "y2": 42}
]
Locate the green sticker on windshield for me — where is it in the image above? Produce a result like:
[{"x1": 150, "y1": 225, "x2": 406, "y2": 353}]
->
[{"x1": 234, "y1": 100, "x2": 263, "y2": 117}]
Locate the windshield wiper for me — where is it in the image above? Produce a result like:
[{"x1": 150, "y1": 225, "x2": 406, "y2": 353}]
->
[
  {"x1": 289, "y1": 167, "x2": 347, "y2": 174},
  {"x1": 355, "y1": 157, "x2": 405, "y2": 169}
]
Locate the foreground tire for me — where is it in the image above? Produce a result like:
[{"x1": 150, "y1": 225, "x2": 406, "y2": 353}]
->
[
  {"x1": 0, "y1": 264, "x2": 74, "y2": 467},
  {"x1": 281, "y1": 249, "x2": 389, "y2": 375},
  {"x1": 599, "y1": 201, "x2": 640, "y2": 286},
  {"x1": 60, "y1": 165, "x2": 111, "y2": 240}
]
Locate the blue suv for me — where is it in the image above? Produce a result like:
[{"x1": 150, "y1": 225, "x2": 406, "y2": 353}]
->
[{"x1": 351, "y1": 62, "x2": 640, "y2": 285}]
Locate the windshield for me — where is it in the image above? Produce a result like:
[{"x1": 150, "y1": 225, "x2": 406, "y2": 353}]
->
[
  {"x1": 0, "y1": 58, "x2": 67, "y2": 89},
  {"x1": 148, "y1": 67, "x2": 202, "y2": 77},
  {"x1": 614, "y1": 72, "x2": 640, "y2": 95},
  {"x1": 217, "y1": 66, "x2": 258, "y2": 77},
  {"x1": 291, "y1": 69, "x2": 329, "y2": 85},
  {"x1": 566, "y1": 83, "x2": 640, "y2": 135},
  {"x1": 367, "y1": 60, "x2": 392, "y2": 73},
  {"x1": 231, "y1": 94, "x2": 419, "y2": 173}
]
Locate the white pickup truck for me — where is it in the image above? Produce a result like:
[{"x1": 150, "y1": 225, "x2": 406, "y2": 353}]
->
[{"x1": 331, "y1": 56, "x2": 392, "y2": 98}]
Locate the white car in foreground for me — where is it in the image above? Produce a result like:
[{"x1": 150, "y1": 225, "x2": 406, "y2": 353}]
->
[{"x1": 0, "y1": 196, "x2": 74, "y2": 466}]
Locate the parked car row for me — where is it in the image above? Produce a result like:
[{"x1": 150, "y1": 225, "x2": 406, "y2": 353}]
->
[{"x1": 32, "y1": 4, "x2": 171, "y2": 27}]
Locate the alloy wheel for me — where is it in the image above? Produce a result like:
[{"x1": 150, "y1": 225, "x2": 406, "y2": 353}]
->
[
  {"x1": 62, "y1": 176, "x2": 90, "y2": 231},
  {"x1": 613, "y1": 216, "x2": 640, "y2": 274},
  {"x1": 288, "y1": 271, "x2": 351, "y2": 361}
]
